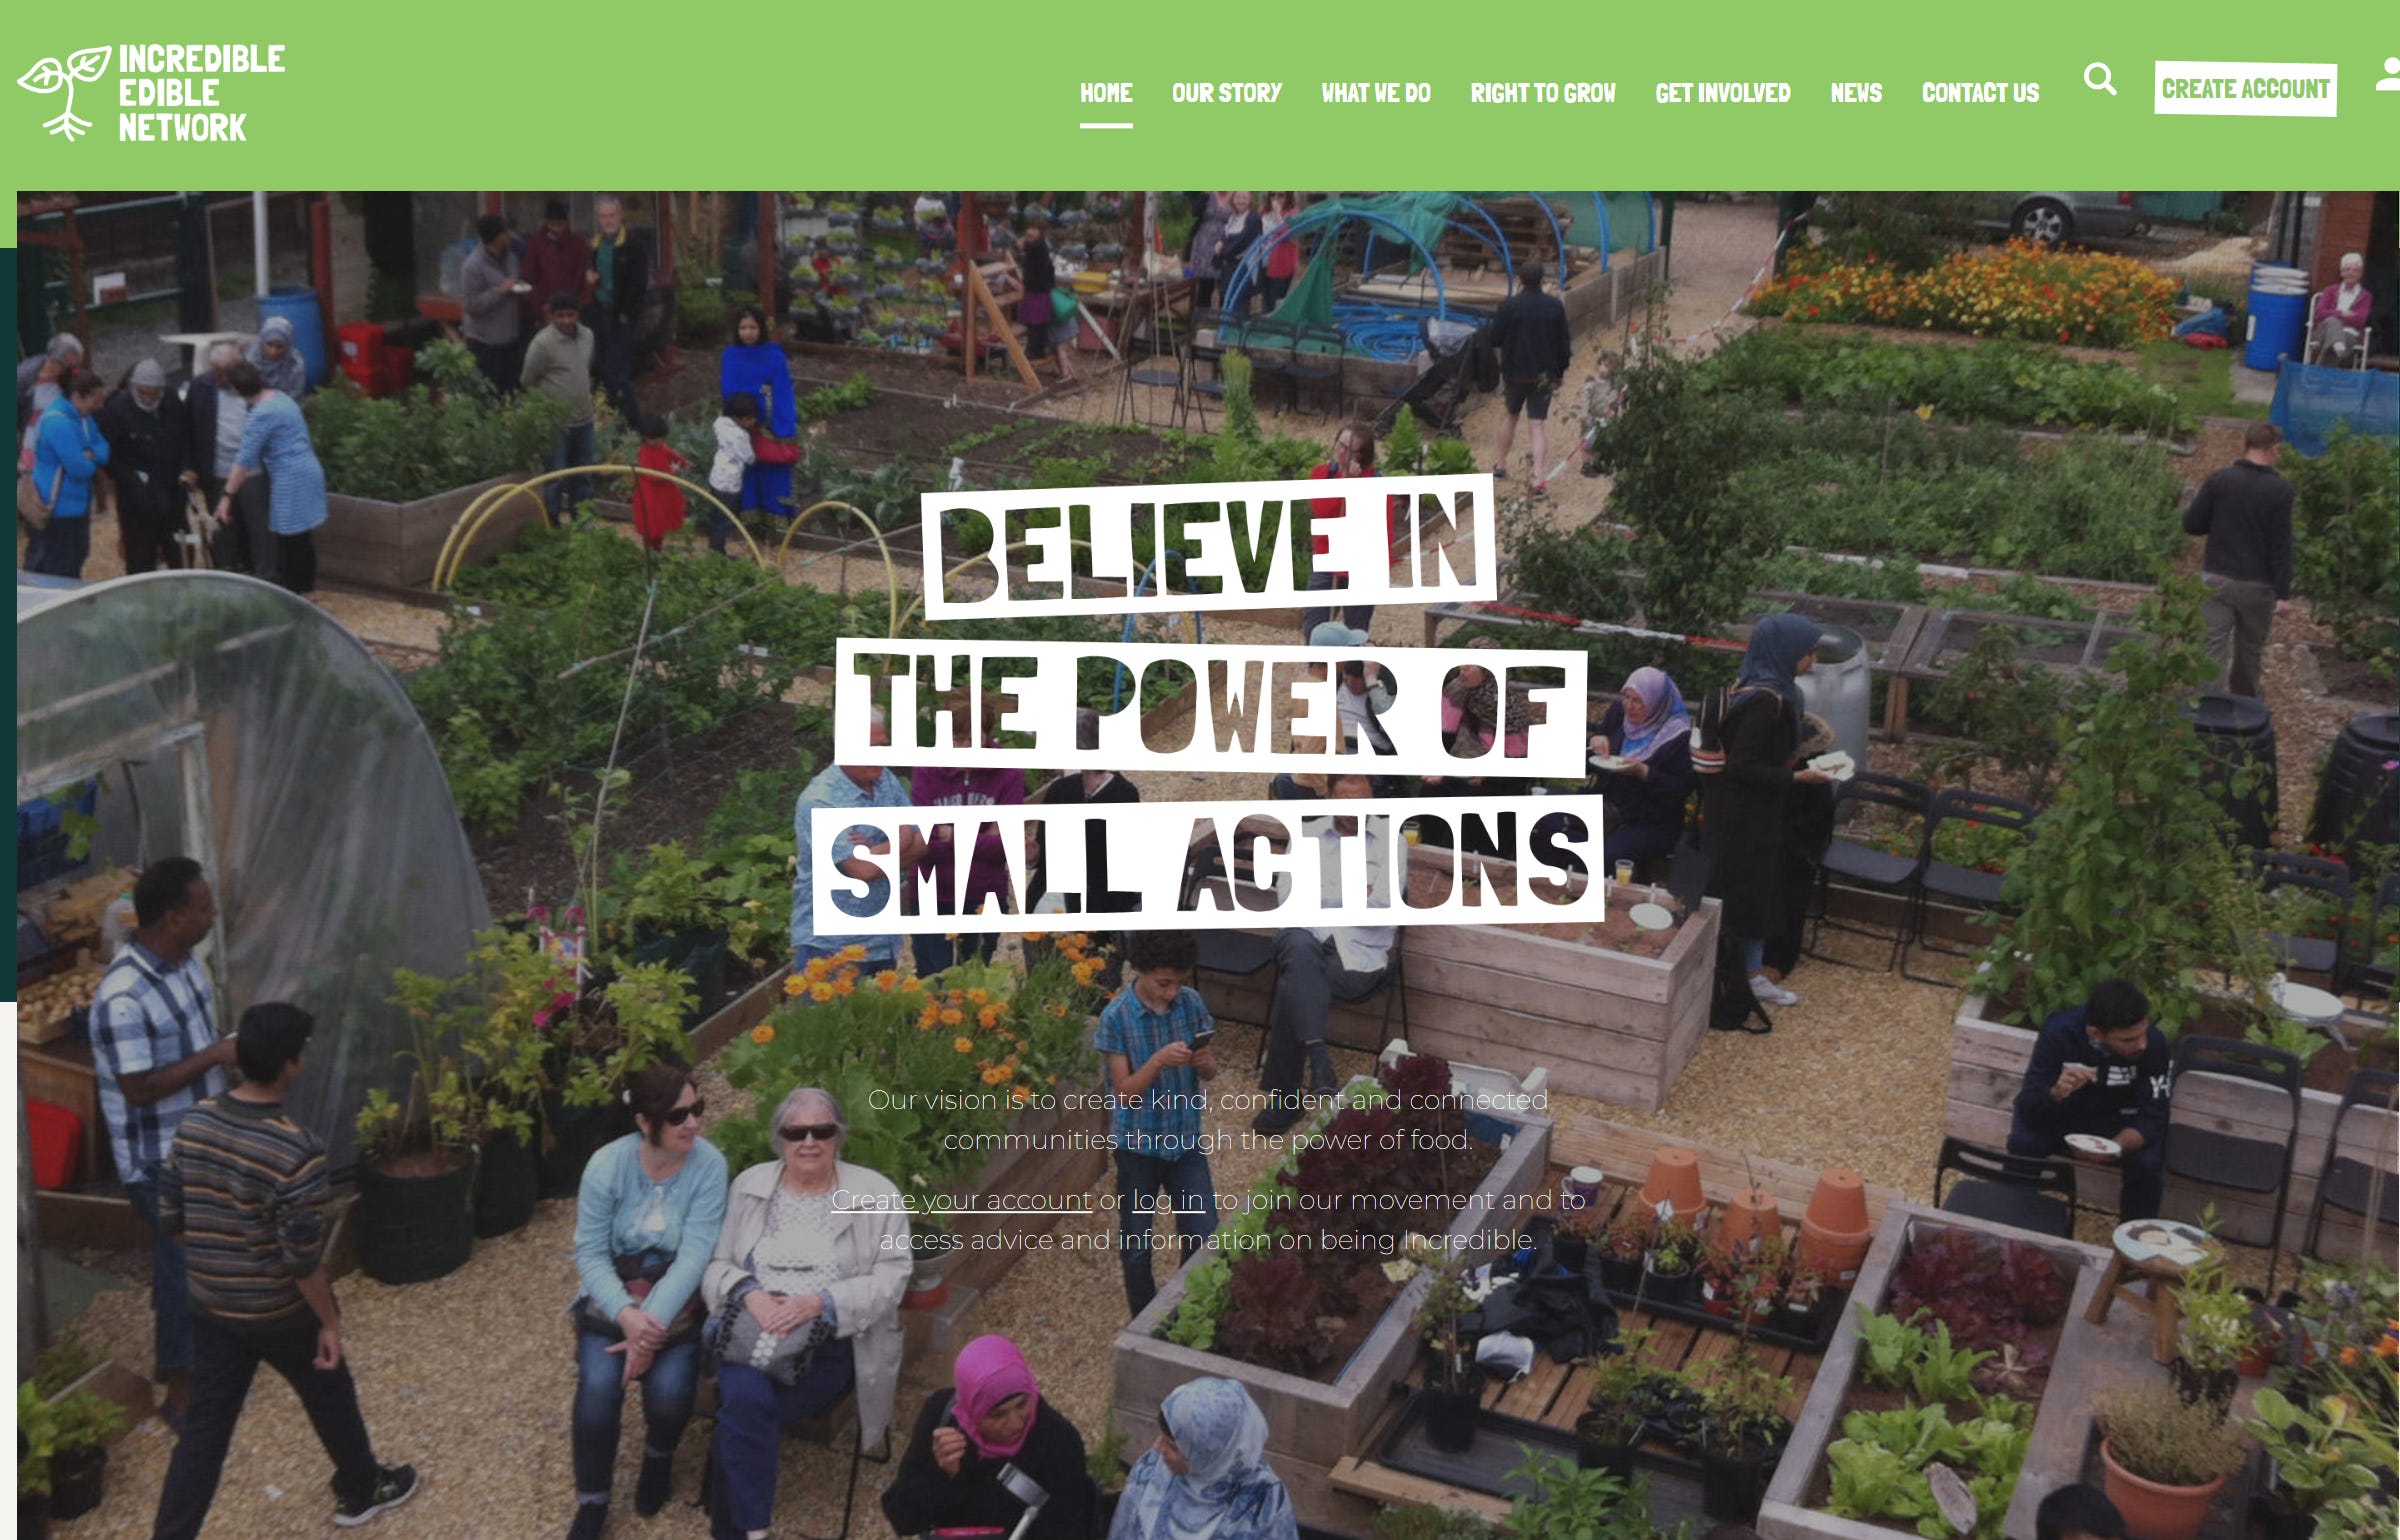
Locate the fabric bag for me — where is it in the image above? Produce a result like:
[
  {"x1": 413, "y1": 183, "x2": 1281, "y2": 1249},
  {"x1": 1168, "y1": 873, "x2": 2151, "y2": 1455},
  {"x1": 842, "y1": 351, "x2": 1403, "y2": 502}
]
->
[
  {"x1": 704, "y1": 1290, "x2": 832, "y2": 1386},
  {"x1": 577, "y1": 1250, "x2": 706, "y2": 1347},
  {"x1": 1018, "y1": 288, "x2": 1055, "y2": 328},
  {"x1": 16, "y1": 462, "x2": 62, "y2": 531}
]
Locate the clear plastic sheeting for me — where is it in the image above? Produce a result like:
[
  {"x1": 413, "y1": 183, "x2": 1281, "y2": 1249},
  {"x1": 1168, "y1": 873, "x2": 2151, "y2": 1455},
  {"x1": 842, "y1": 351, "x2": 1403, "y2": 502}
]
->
[{"x1": 15, "y1": 570, "x2": 490, "y2": 1171}]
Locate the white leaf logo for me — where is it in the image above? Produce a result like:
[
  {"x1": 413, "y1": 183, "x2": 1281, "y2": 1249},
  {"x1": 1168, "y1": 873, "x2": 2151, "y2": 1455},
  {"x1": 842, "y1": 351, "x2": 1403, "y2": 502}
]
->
[{"x1": 19, "y1": 44, "x2": 106, "y2": 140}]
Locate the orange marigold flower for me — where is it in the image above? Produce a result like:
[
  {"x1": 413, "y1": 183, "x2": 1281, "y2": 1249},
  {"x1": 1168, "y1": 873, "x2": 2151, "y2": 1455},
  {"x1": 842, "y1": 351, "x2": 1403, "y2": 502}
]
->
[
  {"x1": 966, "y1": 989, "x2": 990, "y2": 1006},
  {"x1": 1046, "y1": 1002, "x2": 1067, "y2": 1018},
  {"x1": 810, "y1": 982, "x2": 836, "y2": 1003},
  {"x1": 782, "y1": 975, "x2": 808, "y2": 998},
  {"x1": 832, "y1": 977, "x2": 857, "y2": 996},
  {"x1": 2342, "y1": 1346, "x2": 2362, "y2": 1366},
  {"x1": 901, "y1": 977, "x2": 923, "y2": 994},
  {"x1": 978, "y1": 1005, "x2": 1004, "y2": 1029},
  {"x1": 875, "y1": 970, "x2": 899, "y2": 991},
  {"x1": 954, "y1": 1035, "x2": 976, "y2": 1054},
  {"x1": 939, "y1": 1006, "x2": 965, "y2": 1027},
  {"x1": 750, "y1": 1023, "x2": 776, "y2": 1045},
  {"x1": 804, "y1": 956, "x2": 832, "y2": 982},
  {"x1": 838, "y1": 943, "x2": 868, "y2": 963},
  {"x1": 1010, "y1": 1084, "x2": 1033, "y2": 1107},
  {"x1": 982, "y1": 1063, "x2": 1011, "y2": 1086}
]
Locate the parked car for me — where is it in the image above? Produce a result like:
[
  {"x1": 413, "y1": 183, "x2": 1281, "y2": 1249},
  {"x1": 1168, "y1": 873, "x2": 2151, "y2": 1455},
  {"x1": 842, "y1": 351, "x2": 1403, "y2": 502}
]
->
[{"x1": 1983, "y1": 193, "x2": 2143, "y2": 244}]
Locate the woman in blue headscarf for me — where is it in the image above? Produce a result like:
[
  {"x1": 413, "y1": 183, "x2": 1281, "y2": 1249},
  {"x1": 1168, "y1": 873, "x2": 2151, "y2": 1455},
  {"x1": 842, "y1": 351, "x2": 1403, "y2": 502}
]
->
[
  {"x1": 1110, "y1": 1378, "x2": 1296, "y2": 1540},
  {"x1": 718, "y1": 305, "x2": 797, "y2": 521},
  {"x1": 1701, "y1": 614, "x2": 1834, "y2": 1011},
  {"x1": 1588, "y1": 665, "x2": 1697, "y2": 875},
  {"x1": 246, "y1": 315, "x2": 310, "y2": 397}
]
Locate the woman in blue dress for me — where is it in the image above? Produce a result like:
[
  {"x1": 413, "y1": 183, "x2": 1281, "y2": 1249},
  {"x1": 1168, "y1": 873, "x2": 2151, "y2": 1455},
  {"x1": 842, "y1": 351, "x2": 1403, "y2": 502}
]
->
[
  {"x1": 214, "y1": 360, "x2": 328, "y2": 597},
  {"x1": 718, "y1": 305, "x2": 797, "y2": 522}
]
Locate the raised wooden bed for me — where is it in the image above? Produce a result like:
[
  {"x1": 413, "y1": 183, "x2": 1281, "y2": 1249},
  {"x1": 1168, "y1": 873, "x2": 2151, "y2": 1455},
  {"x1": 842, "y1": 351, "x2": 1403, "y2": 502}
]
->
[
  {"x1": 1947, "y1": 992, "x2": 2400, "y2": 1253},
  {"x1": 1757, "y1": 1201, "x2": 2138, "y2": 1540},
  {"x1": 319, "y1": 475, "x2": 543, "y2": 590},
  {"x1": 1110, "y1": 1090, "x2": 1554, "y2": 1534},
  {"x1": 1199, "y1": 843, "x2": 1720, "y2": 1111}
]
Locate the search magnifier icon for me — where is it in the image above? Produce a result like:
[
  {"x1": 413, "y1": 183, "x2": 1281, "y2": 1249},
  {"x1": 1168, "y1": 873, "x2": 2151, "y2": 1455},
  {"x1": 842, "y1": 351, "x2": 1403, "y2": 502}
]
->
[{"x1": 2084, "y1": 61, "x2": 2117, "y2": 95}]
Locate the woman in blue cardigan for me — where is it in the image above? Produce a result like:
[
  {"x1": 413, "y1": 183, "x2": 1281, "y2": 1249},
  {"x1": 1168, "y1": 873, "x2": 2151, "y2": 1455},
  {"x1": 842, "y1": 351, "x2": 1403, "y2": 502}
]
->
[{"x1": 565, "y1": 1065, "x2": 728, "y2": 1540}]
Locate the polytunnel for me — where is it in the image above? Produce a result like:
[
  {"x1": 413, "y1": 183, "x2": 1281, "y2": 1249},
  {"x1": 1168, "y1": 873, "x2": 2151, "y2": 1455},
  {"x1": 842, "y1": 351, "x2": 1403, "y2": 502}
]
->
[{"x1": 16, "y1": 570, "x2": 490, "y2": 1175}]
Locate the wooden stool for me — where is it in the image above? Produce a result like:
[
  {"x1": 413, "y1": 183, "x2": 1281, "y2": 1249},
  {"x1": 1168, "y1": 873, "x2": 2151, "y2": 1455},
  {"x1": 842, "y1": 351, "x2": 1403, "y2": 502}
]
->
[{"x1": 2084, "y1": 1219, "x2": 2215, "y2": 1365}]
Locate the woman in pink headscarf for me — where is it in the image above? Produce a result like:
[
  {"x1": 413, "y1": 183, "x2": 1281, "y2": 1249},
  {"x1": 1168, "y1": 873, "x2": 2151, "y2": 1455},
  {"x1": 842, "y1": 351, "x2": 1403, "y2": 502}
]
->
[{"x1": 883, "y1": 1335, "x2": 1094, "y2": 1539}]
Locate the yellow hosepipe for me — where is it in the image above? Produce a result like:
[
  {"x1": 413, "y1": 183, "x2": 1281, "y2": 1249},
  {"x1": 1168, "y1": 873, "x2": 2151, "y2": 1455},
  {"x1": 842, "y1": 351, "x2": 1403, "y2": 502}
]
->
[
  {"x1": 893, "y1": 538, "x2": 1108, "y2": 634},
  {"x1": 432, "y1": 466, "x2": 768, "y2": 591}
]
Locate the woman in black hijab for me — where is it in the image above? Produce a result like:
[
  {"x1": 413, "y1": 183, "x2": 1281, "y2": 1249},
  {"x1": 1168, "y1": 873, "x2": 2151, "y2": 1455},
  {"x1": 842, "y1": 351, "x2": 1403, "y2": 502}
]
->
[{"x1": 1702, "y1": 615, "x2": 1834, "y2": 1009}]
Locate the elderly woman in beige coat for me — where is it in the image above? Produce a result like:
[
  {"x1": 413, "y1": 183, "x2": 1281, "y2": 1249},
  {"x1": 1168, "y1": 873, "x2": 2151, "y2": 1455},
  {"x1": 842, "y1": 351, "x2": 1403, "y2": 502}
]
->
[{"x1": 702, "y1": 1086, "x2": 909, "y2": 1540}]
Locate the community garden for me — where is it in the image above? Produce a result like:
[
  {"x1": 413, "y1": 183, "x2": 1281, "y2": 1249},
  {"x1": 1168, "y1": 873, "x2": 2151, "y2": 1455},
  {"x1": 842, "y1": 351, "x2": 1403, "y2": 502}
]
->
[{"x1": 21, "y1": 193, "x2": 2398, "y2": 1540}]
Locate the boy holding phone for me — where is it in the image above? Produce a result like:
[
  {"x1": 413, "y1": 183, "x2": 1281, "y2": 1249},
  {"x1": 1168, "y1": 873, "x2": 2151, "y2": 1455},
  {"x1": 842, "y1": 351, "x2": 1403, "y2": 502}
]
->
[{"x1": 1093, "y1": 930, "x2": 1220, "y2": 1316}]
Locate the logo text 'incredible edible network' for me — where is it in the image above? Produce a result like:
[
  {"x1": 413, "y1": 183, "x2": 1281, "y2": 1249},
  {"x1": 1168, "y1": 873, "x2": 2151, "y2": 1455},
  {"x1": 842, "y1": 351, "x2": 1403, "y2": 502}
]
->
[{"x1": 15, "y1": 41, "x2": 284, "y2": 143}]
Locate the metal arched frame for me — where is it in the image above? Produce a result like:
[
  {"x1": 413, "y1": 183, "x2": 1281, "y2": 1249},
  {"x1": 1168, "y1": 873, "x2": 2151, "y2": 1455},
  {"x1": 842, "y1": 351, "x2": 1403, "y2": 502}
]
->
[
  {"x1": 1359, "y1": 208, "x2": 1517, "y2": 301},
  {"x1": 1218, "y1": 205, "x2": 1453, "y2": 320}
]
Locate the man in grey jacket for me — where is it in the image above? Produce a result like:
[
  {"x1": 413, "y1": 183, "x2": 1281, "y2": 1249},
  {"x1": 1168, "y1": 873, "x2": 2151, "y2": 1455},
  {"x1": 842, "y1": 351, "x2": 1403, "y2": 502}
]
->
[
  {"x1": 521, "y1": 294, "x2": 597, "y2": 521},
  {"x1": 460, "y1": 214, "x2": 530, "y2": 396}
]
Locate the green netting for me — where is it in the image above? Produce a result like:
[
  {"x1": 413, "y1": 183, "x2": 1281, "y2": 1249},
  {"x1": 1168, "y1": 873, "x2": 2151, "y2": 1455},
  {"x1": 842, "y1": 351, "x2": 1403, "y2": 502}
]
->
[
  {"x1": 1598, "y1": 193, "x2": 1654, "y2": 254},
  {"x1": 1269, "y1": 244, "x2": 1339, "y2": 326}
]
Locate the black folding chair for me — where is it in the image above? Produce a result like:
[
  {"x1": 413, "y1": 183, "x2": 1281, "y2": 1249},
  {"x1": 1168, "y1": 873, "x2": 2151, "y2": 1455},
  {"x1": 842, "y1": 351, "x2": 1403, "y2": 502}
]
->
[
  {"x1": 1240, "y1": 317, "x2": 1298, "y2": 411},
  {"x1": 2339, "y1": 873, "x2": 2397, "y2": 1002},
  {"x1": 1286, "y1": 323, "x2": 1348, "y2": 416},
  {"x1": 1184, "y1": 309, "x2": 1240, "y2": 430},
  {"x1": 1250, "y1": 932, "x2": 1412, "y2": 1073},
  {"x1": 1901, "y1": 788, "x2": 2037, "y2": 985},
  {"x1": 1807, "y1": 772, "x2": 1933, "y2": 973},
  {"x1": 1932, "y1": 1136, "x2": 2079, "y2": 1238},
  {"x1": 2301, "y1": 1068, "x2": 2398, "y2": 1262},
  {"x1": 2251, "y1": 849, "x2": 2352, "y2": 978},
  {"x1": 2161, "y1": 1035, "x2": 2305, "y2": 1293},
  {"x1": 694, "y1": 1381, "x2": 888, "y2": 1540}
]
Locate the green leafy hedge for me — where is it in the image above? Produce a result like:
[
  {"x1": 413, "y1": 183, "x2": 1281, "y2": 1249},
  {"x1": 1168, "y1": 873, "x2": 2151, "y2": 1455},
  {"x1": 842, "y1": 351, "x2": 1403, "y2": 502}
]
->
[
  {"x1": 308, "y1": 340, "x2": 579, "y2": 503},
  {"x1": 1703, "y1": 327, "x2": 2194, "y2": 438}
]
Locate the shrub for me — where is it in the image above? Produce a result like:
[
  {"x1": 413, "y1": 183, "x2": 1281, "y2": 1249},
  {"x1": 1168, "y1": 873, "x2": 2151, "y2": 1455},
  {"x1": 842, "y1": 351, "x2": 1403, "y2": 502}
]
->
[
  {"x1": 2290, "y1": 431, "x2": 2400, "y2": 672},
  {"x1": 2093, "y1": 1383, "x2": 2250, "y2": 1487},
  {"x1": 307, "y1": 342, "x2": 578, "y2": 502}
]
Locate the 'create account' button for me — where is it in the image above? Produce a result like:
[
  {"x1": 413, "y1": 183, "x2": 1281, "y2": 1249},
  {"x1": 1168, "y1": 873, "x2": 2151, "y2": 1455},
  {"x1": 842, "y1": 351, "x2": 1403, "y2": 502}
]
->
[{"x1": 2153, "y1": 60, "x2": 2337, "y2": 116}]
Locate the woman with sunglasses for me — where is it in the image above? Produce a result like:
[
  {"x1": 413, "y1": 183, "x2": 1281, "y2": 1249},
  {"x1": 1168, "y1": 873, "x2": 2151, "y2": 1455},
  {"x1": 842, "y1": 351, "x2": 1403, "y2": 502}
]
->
[
  {"x1": 565, "y1": 1065, "x2": 728, "y2": 1540},
  {"x1": 702, "y1": 1086, "x2": 911, "y2": 1540}
]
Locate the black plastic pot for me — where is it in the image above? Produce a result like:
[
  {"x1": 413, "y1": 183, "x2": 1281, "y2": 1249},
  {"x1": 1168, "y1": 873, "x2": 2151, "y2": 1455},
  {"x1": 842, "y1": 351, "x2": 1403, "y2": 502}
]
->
[
  {"x1": 2169, "y1": 1356, "x2": 2238, "y2": 1413},
  {"x1": 356, "y1": 1154, "x2": 476, "y2": 1286},
  {"x1": 1642, "y1": 1256, "x2": 1695, "y2": 1308},
  {"x1": 1597, "y1": 1254, "x2": 1642, "y2": 1294},
  {"x1": 630, "y1": 929, "x2": 731, "y2": 1029},
  {"x1": 473, "y1": 1127, "x2": 539, "y2": 1238},
  {"x1": 1422, "y1": 1368, "x2": 1485, "y2": 1453},
  {"x1": 2255, "y1": 1494, "x2": 2314, "y2": 1540},
  {"x1": 1655, "y1": 1399, "x2": 1707, "y2": 1457},
  {"x1": 1575, "y1": 1416, "x2": 1639, "y2": 1483},
  {"x1": 1700, "y1": 1445, "x2": 1780, "y2": 1523},
  {"x1": 1553, "y1": 1233, "x2": 1590, "y2": 1275},
  {"x1": 47, "y1": 1446, "x2": 104, "y2": 1522},
  {"x1": 18, "y1": 1490, "x2": 50, "y2": 1540},
  {"x1": 1777, "y1": 1296, "x2": 1826, "y2": 1340},
  {"x1": 539, "y1": 1091, "x2": 632, "y2": 1200}
]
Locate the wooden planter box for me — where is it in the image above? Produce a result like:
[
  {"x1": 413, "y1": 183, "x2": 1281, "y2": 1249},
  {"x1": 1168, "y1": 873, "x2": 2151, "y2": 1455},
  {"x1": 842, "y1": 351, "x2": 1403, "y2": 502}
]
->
[
  {"x1": 1200, "y1": 844, "x2": 1721, "y2": 1111},
  {"x1": 319, "y1": 475, "x2": 542, "y2": 590},
  {"x1": 1947, "y1": 992, "x2": 2398, "y2": 1254},
  {"x1": 1758, "y1": 1202, "x2": 2124, "y2": 1540},
  {"x1": 1110, "y1": 1094, "x2": 1554, "y2": 1533}
]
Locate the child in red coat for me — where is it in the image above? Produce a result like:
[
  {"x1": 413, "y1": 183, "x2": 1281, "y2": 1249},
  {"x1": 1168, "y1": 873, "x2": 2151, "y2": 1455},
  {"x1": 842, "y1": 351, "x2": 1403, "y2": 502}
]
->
[{"x1": 630, "y1": 416, "x2": 689, "y2": 551}]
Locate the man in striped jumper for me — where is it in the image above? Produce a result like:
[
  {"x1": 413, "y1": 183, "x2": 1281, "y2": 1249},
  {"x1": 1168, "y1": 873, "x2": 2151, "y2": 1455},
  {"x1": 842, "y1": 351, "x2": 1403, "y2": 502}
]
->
[{"x1": 149, "y1": 1004, "x2": 419, "y2": 1537}]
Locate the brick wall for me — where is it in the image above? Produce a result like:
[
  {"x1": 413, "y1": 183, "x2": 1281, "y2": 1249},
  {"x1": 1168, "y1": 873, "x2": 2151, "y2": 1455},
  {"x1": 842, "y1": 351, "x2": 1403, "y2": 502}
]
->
[{"x1": 2310, "y1": 191, "x2": 2375, "y2": 290}]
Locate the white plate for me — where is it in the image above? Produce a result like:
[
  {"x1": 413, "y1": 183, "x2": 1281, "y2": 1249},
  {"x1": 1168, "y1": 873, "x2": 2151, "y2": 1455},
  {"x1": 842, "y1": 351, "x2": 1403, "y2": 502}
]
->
[
  {"x1": 2064, "y1": 1133, "x2": 2121, "y2": 1158},
  {"x1": 1809, "y1": 751, "x2": 1856, "y2": 782},
  {"x1": 1589, "y1": 754, "x2": 1632, "y2": 772},
  {"x1": 1626, "y1": 903, "x2": 1675, "y2": 932}
]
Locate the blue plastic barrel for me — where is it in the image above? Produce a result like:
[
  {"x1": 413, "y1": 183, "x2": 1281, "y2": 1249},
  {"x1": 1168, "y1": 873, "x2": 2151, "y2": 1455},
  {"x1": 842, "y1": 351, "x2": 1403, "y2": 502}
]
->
[
  {"x1": 257, "y1": 285, "x2": 329, "y2": 388},
  {"x1": 2244, "y1": 266, "x2": 2309, "y2": 371}
]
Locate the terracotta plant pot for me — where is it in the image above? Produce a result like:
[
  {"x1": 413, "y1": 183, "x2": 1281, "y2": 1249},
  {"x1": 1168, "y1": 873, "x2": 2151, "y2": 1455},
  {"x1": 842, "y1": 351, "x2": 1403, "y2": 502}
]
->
[
  {"x1": 1718, "y1": 1189, "x2": 1782, "y2": 1251},
  {"x1": 1797, "y1": 1217, "x2": 1875, "y2": 1288},
  {"x1": 1640, "y1": 1147, "x2": 1705, "y2": 1219},
  {"x1": 1802, "y1": 1167, "x2": 1871, "y2": 1233},
  {"x1": 2100, "y1": 1440, "x2": 2227, "y2": 1540}
]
